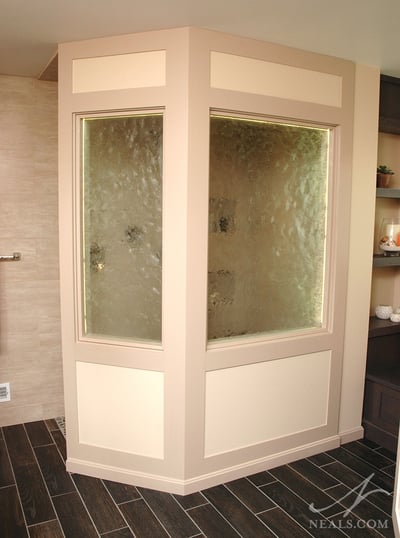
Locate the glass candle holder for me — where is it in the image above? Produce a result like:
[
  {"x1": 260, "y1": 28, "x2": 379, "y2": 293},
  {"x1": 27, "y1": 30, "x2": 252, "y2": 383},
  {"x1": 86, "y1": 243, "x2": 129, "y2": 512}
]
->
[{"x1": 378, "y1": 218, "x2": 400, "y2": 256}]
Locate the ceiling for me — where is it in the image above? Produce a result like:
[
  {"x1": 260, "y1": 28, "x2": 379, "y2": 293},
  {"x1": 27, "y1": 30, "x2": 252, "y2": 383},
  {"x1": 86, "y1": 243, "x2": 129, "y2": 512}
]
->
[{"x1": 2, "y1": 0, "x2": 400, "y2": 80}]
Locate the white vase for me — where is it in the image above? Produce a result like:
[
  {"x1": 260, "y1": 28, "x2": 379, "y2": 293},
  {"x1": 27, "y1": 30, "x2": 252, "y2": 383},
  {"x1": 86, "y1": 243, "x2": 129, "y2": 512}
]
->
[{"x1": 375, "y1": 304, "x2": 393, "y2": 319}]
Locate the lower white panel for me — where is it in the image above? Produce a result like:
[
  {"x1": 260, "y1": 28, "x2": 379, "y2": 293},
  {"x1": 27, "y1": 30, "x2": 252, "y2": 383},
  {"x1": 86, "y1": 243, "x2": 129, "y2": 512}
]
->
[
  {"x1": 205, "y1": 351, "x2": 331, "y2": 456},
  {"x1": 76, "y1": 362, "x2": 164, "y2": 458}
]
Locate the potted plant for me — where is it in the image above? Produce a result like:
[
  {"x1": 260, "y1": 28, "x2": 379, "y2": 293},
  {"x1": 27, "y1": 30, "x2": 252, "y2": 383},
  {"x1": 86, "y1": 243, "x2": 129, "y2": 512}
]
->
[{"x1": 377, "y1": 165, "x2": 395, "y2": 188}]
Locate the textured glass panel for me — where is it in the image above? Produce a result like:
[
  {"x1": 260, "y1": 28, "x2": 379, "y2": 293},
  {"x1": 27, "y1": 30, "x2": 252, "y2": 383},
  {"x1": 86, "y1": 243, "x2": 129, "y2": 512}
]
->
[
  {"x1": 82, "y1": 113, "x2": 162, "y2": 342},
  {"x1": 208, "y1": 115, "x2": 329, "y2": 341}
]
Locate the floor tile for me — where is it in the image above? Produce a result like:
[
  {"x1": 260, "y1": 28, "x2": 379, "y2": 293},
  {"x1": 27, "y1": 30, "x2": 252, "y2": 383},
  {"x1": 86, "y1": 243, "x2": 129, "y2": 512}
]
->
[
  {"x1": 44, "y1": 418, "x2": 59, "y2": 432},
  {"x1": 103, "y1": 479, "x2": 141, "y2": 504},
  {"x1": 72, "y1": 473, "x2": 127, "y2": 534},
  {"x1": 322, "y1": 460, "x2": 393, "y2": 516},
  {"x1": 260, "y1": 481, "x2": 347, "y2": 537},
  {"x1": 100, "y1": 528, "x2": 135, "y2": 537},
  {"x1": 28, "y1": 519, "x2": 64, "y2": 537},
  {"x1": 202, "y1": 484, "x2": 275, "y2": 537},
  {"x1": 246, "y1": 470, "x2": 277, "y2": 487},
  {"x1": 3, "y1": 424, "x2": 56, "y2": 526},
  {"x1": 50, "y1": 429, "x2": 66, "y2": 461},
  {"x1": 24, "y1": 421, "x2": 52, "y2": 448},
  {"x1": 0, "y1": 437, "x2": 14, "y2": 487},
  {"x1": 52, "y1": 491, "x2": 98, "y2": 538},
  {"x1": 376, "y1": 447, "x2": 397, "y2": 462},
  {"x1": 269, "y1": 465, "x2": 344, "y2": 518},
  {"x1": 258, "y1": 506, "x2": 314, "y2": 538},
  {"x1": 342, "y1": 441, "x2": 394, "y2": 470},
  {"x1": 325, "y1": 483, "x2": 393, "y2": 537},
  {"x1": 308, "y1": 452, "x2": 336, "y2": 467},
  {"x1": 224, "y1": 477, "x2": 275, "y2": 513},
  {"x1": 138, "y1": 486, "x2": 202, "y2": 538},
  {"x1": 289, "y1": 458, "x2": 340, "y2": 490},
  {"x1": 34, "y1": 444, "x2": 75, "y2": 496},
  {"x1": 382, "y1": 463, "x2": 396, "y2": 478},
  {"x1": 173, "y1": 491, "x2": 208, "y2": 510},
  {"x1": 0, "y1": 485, "x2": 29, "y2": 538},
  {"x1": 1, "y1": 418, "x2": 399, "y2": 538},
  {"x1": 119, "y1": 499, "x2": 170, "y2": 537},
  {"x1": 327, "y1": 448, "x2": 394, "y2": 492},
  {"x1": 3, "y1": 424, "x2": 39, "y2": 467},
  {"x1": 187, "y1": 503, "x2": 241, "y2": 537}
]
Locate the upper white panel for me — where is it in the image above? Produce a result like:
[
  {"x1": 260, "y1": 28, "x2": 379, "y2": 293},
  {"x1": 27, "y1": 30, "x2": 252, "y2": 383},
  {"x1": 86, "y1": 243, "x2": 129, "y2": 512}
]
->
[
  {"x1": 210, "y1": 52, "x2": 342, "y2": 108},
  {"x1": 76, "y1": 362, "x2": 164, "y2": 458},
  {"x1": 204, "y1": 351, "x2": 331, "y2": 456},
  {"x1": 72, "y1": 50, "x2": 166, "y2": 93}
]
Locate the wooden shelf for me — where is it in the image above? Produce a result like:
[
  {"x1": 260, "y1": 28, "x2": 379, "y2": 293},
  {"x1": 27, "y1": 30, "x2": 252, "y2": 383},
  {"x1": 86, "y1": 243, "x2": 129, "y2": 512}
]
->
[
  {"x1": 376, "y1": 187, "x2": 400, "y2": 198},
  {"x1": 366, "y1": 367, "x2": 400, "y2": 392},
  {"x1": 373, "y1": 254, "x2": 400, "y2": 267},
  {"x1": 369, "y1": 316, "x2": 400, "y2": 338}
]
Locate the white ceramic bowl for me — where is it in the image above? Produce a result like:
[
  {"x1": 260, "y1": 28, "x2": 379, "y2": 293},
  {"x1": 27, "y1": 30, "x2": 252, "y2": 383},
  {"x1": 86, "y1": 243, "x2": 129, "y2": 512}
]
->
[{"x1": 375, "y1": 305, "x2": 393, "y2": 319}]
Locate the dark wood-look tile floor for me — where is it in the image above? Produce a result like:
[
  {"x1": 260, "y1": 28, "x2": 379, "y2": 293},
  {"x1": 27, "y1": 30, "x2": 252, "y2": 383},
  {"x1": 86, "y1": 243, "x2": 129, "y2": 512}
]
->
[{"x1": 0, "y1": 419, "x2": 396, "y2": 537}]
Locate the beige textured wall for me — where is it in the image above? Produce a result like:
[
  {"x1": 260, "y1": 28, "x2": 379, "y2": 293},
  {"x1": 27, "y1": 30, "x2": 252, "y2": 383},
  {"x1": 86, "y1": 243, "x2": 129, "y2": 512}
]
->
[{"x1": 0, "y1": 75, "x2": 64, "y2": 426}]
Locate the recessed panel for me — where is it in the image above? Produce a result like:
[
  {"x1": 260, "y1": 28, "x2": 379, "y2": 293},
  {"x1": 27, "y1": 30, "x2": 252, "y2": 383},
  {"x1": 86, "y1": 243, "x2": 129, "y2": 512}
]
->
[
  {"x1": 77, "y1": 362, "x2": 164, "y2": 458},
  {"x1": 73, "y1": 50, "x2": 166, "y2": 93},
  {"x1": 210, "y1": 52, "x2": 342, "y2": 107},
  {"x1": 205, "y1": 351, "x2": 331, "y2": 456}
]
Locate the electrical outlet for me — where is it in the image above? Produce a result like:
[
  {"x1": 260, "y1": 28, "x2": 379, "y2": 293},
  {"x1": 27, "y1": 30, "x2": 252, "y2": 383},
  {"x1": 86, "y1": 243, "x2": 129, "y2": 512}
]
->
[{"x1": 0, "y1": 382, "x2": 10, "y2": 402}]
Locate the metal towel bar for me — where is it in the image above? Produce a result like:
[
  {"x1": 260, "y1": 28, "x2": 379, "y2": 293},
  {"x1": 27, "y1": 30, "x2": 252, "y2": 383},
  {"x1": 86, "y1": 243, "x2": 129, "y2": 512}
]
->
[{"x1": 0, "y1": 252, "x2": 21, "y2": 261}]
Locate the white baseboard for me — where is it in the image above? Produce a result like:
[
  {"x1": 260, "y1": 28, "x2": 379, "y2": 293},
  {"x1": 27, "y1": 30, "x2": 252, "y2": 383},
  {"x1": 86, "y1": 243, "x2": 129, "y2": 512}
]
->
[
  {"x1": 66, "y1": 435, "x2": 341, "y2": 495},
  {"x1": 339, "y1": 426, "x2": 364, "y2": 445}
]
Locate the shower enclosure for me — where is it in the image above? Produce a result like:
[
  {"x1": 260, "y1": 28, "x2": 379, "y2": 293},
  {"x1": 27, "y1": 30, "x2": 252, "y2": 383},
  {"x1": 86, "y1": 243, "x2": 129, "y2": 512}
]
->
[{"x1": 58, "y1": 27, "x2": 355, "y2": 495}]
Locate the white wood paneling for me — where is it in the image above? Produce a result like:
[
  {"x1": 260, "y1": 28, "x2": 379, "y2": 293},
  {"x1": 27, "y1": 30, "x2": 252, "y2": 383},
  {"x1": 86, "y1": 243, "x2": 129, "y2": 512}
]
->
[
  {"x1": 210, "y1": 51, "x2": 342, "y2": 107},
  {"x1": 72, "y1": 50, "x2": 166, "y2": 93},
  {"x1": 204, "y1": 351, "x2": 331, "y2": 456},
  {"x1": 76, "y1": 362, "x2": 164, "y2": 458}
]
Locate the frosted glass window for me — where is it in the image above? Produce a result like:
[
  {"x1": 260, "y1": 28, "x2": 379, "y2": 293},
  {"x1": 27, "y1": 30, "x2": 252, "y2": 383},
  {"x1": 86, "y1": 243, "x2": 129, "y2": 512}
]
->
[
  {"x1": 81, "y1": 113, "x2": 162, "y2": 342},
  {"x1": 208, "y1": 114, "x2": 329, "y2": 341}
]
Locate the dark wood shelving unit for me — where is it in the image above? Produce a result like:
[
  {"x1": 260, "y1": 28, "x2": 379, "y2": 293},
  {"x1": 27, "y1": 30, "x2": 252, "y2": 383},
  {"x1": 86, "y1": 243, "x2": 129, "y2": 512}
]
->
[
  {"x1": 363, "y1": 76, "x2": 400, "y2": 452},
  {"x1": 363, "y1": 317, "x2": 400, "y2": 452}
]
